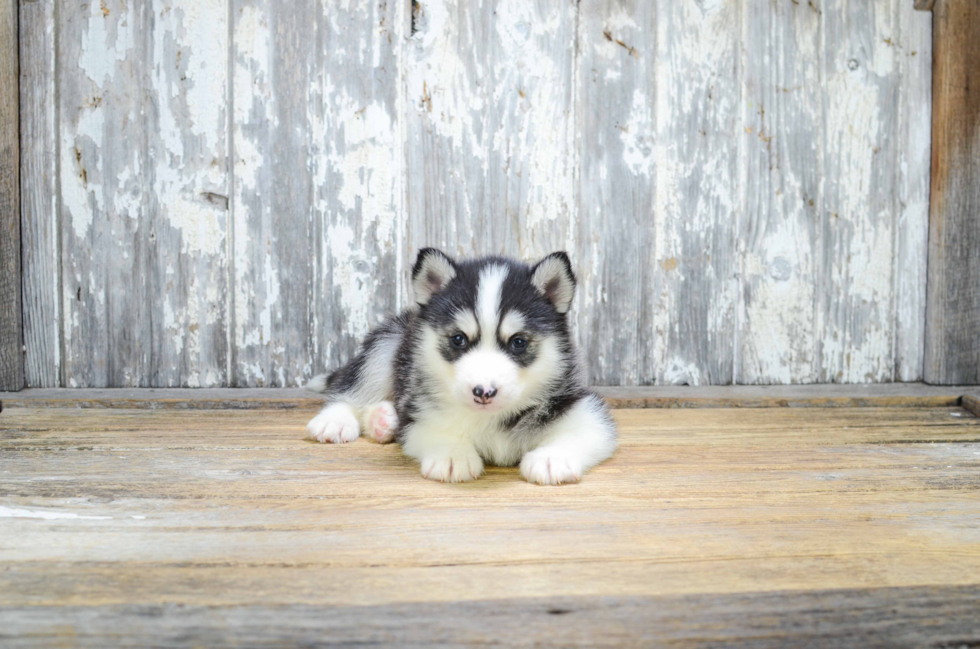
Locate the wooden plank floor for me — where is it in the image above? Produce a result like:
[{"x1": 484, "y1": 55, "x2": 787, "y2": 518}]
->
[{"x1": 2, "y1": 405, "x2": 980, "y2": 646}]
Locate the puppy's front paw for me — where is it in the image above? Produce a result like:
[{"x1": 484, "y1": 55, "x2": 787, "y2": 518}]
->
[
  {"x1": 365, "y1": 401, "x2": 398, "y2": 444},
  {"x1": 520, "y1": 448, "x2": 581, "y2": 486},
  {"x1": 421, "y1": 451, "x2": 484, "y2": 483},
  {"x1": 307, "y1": 403, "x2": 360, "y2": 444}
]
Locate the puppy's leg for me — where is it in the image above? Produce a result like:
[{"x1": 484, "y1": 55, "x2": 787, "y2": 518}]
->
[
  {"x1": 307, "y1": 402, "x2": 360, "y2": 444},
  {"x1": 401, "y1": 422, "x2": 484, "y2": 483},
  {"x1": 360, "y1": 401, "x2": 398, "y2": 444},
  {"x1": 520, "y1": 393, "x2": 618, "y2": 485},
  {"x1": 307, "y1": 315, "x2": 405, "y2": 444}
]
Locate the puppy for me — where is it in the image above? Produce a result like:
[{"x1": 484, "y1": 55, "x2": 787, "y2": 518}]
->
[{"x1": 306, "y1": 249, "x2": 618, "y2": 485}]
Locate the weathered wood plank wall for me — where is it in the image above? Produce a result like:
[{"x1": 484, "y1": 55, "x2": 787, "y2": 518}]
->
[
  {"x1": 19, "y1": 0, "x2": 933, "y2": 388},
  {"x1": 19, "y1": 0, "x2": 58, "y2": 389},
  {"x1": 924, "y1": 0, "x2": 980, "y2": 385},
  {"x1": 1, "y1": 0, "x2": 22, "y2": 390}
]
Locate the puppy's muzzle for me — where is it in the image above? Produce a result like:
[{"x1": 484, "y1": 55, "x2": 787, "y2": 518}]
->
[{"x1": 472, "y1": 385, "x2": 498, "y2": 405}]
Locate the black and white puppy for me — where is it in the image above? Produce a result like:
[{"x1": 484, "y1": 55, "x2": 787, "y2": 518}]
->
[{"x1": 306, "y1": 249, "x2": 618, "y2": 485}]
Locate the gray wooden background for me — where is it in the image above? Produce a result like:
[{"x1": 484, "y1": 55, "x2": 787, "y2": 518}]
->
[{"x1": 18, "y1": 0, "x2": 933, "y2": 388}]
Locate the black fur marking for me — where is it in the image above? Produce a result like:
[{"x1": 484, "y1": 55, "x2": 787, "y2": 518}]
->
[
  {"x1": 502, "y1": 406, "x2": 536, "y2": 430},
  {"x1": 324, "y1": 312, "x2": 412, "y2": 397}
]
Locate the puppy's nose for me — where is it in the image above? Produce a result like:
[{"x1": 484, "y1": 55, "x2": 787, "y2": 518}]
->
[{"x1": 472, "y1": 385, "x2": 498, "y2": 403}]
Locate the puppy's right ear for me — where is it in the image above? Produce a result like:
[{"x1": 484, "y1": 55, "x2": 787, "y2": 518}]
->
[{"x1": 412, "y1": 248, "x2": 457, "y2": 306}]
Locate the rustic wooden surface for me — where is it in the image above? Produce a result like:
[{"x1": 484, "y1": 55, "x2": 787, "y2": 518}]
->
[
  {"x1": 231, "y1": 0, "x2": 404, "y2": 388},
  {"x1": 0, "y1": 0, "x2": 22, "y2": 391},
  {"x1": 1, "y1": 405, "x2": 979, "y2": 645},
  {"x1": 964, "y1": 392, "x2": 980, "y2": 418},
  {"x1": 740, "y1": 0, "x2": 932, "y2": 384},
  {"x1": 1, "y1": 587, "x2": 979, "y2": 647},
  {"x1": 18, "y1": 0, "x2": 59, "y2": 389},
  {"x1": 0, "y1": 383, "x2": 975, "y2": 411},
  {"x1": 17, "y1": 0, "x2": 936, "y2": 388},
  {"x1": 924, "y1": 0, "x2": 980, "y2": 385},
  {"x1": 55, "y1": 0, "x2": 232, "y2": 389}
]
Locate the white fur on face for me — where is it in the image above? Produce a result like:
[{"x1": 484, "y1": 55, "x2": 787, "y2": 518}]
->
[
  {"x1": 453, "y1": 309, "x2": 479, "y2": 341},
  {"x1": 517, "y1": 336, "x2": 561, "y2": 401},
  {"x1": 420, "y1": 327, "x2": 521, "y2": 413},
  {"x1": 419, "y1": 265, "x2": 530, "y2": 413},
  {"x1": 453, "y1": 349, "x2": 521, "y2": 412},
  {"x1": 476, "y1": 264, "x2": 508, "y2": 337},
  {"x1": 499, "y1": 310, "x2": 525, "y2": 341},
  {"x1": 460, "y1": 265, "x2": 520, "y2": 411}
]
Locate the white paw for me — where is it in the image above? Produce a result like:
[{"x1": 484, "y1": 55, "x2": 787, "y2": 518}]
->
[
  {"x1": 421, "y1": 451, "x2": 484, "y2": 483},
  {"x1": 364, "y1": 401, "x2": 398, "y2": 444},
  {"x1": 520, "y1": 448, "x2": 582, "y2": 486},
  {"x1": 306, "y1": 403, "x2": 360, "y2": 444}
]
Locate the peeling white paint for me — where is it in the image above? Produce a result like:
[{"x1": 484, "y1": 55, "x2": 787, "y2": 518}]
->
[
  {"x1": 621, "y1": 89, "x2": 654, "y2": 177},
  {"x1": 43, "y1": 0, "x2": 933, "y2": 388},
  {"x1": 328, "y1": 98, "x2": 397, "y2": 246},
  {"x1": 326, "y1": 222, "x2": 372, "y2": 337},
  {"x1": 78, "y1": 2, "x2": 134, "y2": 87},
  {"x1": 62, "y1": 106, "x2": 105, "y2": 239}
]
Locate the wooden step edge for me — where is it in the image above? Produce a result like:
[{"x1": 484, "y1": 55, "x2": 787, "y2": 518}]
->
[
  {"x1": 962, "y1": 393, "x2": 980, "y2": 418},
  {"x1": 0, "y1": 384, "x2": 976, "y2": 411}
]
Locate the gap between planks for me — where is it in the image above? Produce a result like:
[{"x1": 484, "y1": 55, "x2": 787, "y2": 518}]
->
[{"x1": 0, "y1": 383, "x2": 978, "y2": 411}]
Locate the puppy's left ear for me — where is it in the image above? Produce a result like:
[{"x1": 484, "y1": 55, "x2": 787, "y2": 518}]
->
[
  {"x1": 531, "y1": 251, "x2": 576, "y2": 314},
  {"x1": 412, "y1": 248, "x2": 457, "y2": 306}
]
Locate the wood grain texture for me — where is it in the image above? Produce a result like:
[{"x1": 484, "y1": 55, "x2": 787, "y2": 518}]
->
[
  {"x1": 739, "y1": 0, "x2": 823, "y2": 384},
  {"x1": 145, "y1": 0, "x2": 231, "y2": 388},
  {"x1": 1, "y1": 587, "x2": 979, "y2": 647},
  {"x1": 0, "y1": 382, "x2": 972, "y2": 410},
  {"x1": 404, "y1": 1, "x2": 577, "y2": 268},
  {"x1": 18, "y1": 1, "x2": 939, "y2": 387},
  {"x1": 1, "y1": 406, "x2": 979, "y2": 644},
  {"x1": 924, "y1": 0, "x2": 980, "y2": 385},
  {"x1": 18, "y1": 0, "x2": 59, "y2": 388},
  {"x1": 232, "y1": 0, "x2": 403, "y2": 387},
  {"x1": 963, "y1": 392, "x2": 980, "y2": 418},
  {"x1": 57, "y1": 0, "x2": 144, "y2": 387},
  {"x1": 0, "y1": 0, "x2": 22, "y2": 391},
  {"x1": 56, "y1": 0, "x2": 231, "y2": 388},
  {"x1": 894, "y1": 1, "x2": 933, "y2": 381},
  {"x1": 739, "y1": 0, "x2": 932, "y2": 385}
]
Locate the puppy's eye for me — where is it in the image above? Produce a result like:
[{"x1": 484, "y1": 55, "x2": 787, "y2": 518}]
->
[
  {"x1": 510, "y1": 336, "x2": 528, "y2": 352},
  {"x1": 450, "y1": 333, "x2": 469, "y2": 349}
]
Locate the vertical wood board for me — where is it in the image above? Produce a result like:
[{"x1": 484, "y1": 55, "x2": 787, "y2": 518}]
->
[
  {"x1": 574, "y1": 0, "x2": 659, "y2": 387},
  {"x1": 145, "y1": 0, "x2": 231, "y2": 387},
  {"x1": 0, "y1": 0, "x2": 22, "y2": 391},
  {"x1": 924, "y1": 0, "x2": 980, "y2": 385},
  {"x1": 58, "y1": 0, "x2": 145, "y2": 387},
  {"x1": 18, "y1": 0, "x2": 59, "y2": 388}
]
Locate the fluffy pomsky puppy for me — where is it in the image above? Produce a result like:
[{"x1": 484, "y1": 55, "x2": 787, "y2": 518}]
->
[{"x1": 306, "y1": 248, "x2": 618, "y2": 485}]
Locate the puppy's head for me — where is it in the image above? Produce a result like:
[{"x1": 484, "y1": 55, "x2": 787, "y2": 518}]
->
[{"x1": 412, "y1": 248, "x2": 576, "y2": 414}]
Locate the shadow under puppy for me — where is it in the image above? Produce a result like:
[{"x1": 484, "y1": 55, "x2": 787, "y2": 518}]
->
[{"x1": 306, "y1": 249, "x2": 618, "y2": 485}]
